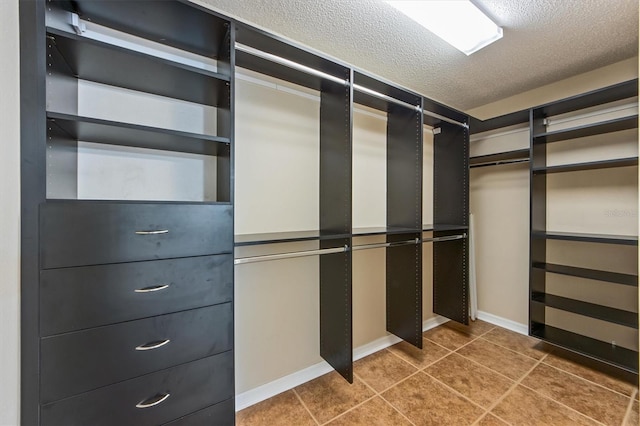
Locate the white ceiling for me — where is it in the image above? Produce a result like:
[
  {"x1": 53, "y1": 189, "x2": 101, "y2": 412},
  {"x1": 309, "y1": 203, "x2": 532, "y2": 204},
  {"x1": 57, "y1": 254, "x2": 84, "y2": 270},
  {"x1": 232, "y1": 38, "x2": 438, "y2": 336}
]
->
[{"x1": 198, "y1": 0, "x2": 638, "y2": 113}]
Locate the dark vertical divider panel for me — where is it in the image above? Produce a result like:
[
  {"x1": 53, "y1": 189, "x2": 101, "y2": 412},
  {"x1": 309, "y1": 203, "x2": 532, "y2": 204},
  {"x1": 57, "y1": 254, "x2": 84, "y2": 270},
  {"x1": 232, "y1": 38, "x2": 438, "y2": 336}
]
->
[
  {"x1": 319, "y1": 76, "x2": 353, "y2": 382},
  {"x1": 217, "y1": 23, "x2": 234, "y2": 203},
  {"x1": 529, "y1": 109, "x2": 547, "y2": 332},
  {"x1": 433, "y1": 231, "x2": 468, "y2": 324},
  {"x1": 433, "y1": 122, "x2": 469, "y2": 325},
  {"x1": 20, "y1": 0, "x2": 46, "y2": 424},
  {"x1": 386, "y1": 105, "x2": 423, "y2": 348}
]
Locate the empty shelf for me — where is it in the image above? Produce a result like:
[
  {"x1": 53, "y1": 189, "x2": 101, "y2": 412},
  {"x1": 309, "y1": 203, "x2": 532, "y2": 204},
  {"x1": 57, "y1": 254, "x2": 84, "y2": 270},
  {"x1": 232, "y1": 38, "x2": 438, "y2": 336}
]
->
[
  {"x1": 533, "y1": 116, "x2": 638, "y2": 144},
  {"x1": 470, "y1": 149, "x2": 529, "y2": 165},
  {"x1": 532, "y1": 157, "x2": 638, "y2": 174},
  {"x1": 235, "y1": 230, "x2": 352, "y2": 246},
  {"x1": 532, "y1": 231, "x2": 638, "y2": 246},
  {"x1": 47, "y1": 112, "x2": 229, "y2": 155},
  {"x1": 530, "y1": 323, "x2": 638, "y2": 373},
  {"x1": 48, "y1": 28, "x2": 230, "y2": 107},
  {"x1": 531, "y1": 293, "x2": 638, "y2": 328},
  {"x1": 532, "y1": 262, "x2": 637, "y2": 286}
]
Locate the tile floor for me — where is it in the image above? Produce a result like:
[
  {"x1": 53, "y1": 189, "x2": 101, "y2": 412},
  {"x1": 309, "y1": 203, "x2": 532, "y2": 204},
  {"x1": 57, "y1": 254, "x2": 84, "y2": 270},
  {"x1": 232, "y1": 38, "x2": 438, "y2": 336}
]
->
[{"x1": 236, "y1": 320, "x2": 639, "y2": 426}]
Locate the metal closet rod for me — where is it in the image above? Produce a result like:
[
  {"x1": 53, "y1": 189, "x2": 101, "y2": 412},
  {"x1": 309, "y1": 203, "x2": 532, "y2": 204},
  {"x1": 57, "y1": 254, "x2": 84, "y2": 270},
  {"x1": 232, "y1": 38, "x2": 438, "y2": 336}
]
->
[
  {"x1": 235, "y1": 43, "x2": 468, "y2": 130},
  {"x1": 234, "y1": 233, "x2": 467, "y2": 265}
]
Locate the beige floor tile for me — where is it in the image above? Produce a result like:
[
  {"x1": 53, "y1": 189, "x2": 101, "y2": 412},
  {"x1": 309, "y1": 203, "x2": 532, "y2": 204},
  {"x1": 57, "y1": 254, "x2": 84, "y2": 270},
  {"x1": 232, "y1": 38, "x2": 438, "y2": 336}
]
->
[
  {"x1": 543, "y1": 349, "x2": 638, "y2": 397},
  {"x1": 491, "y1": 385, "x2": 599, "y2": 426},
  {"x1": 457, "y1": 338, "x2": 537, "y2": 381},
  {"x1": 353, "y1": 349, "x2": 418, "y2": 392},
  {"x1": 236, "y1": 390, "x2": 316, "y2": 426},
  {"x1": 482, "y1": 328, "x2": 551, "y2": 360},
  {"x1": 425, "y1": 353, "x2": 514, "y2": 408},
  {"x1": 388, "y1": 337, "x2": 450, "y2": 369},
  {"x1": 294, "y1": 371, "x2": 375, "y2": 424},
  {"x1": 521, "y1": 363, "x2": 629, "y2": 426},
  {"x1": 625, "y1": 399, "x2": 638, "y2": 426},
  {"x1": 381, "y1": 371, "x2": 484, "y2": 425},
  {"x1": 326, "y1": 396, "x2": 412, "y2": 426},
  {"x1": 476, "y1": 413, "x2": 509, "y2": 426},
  {"x1": 444, "y1": 319, "x2": 496, "y2": 336},
  {"x1": 423, "y1": 324, "x2": 476, "y2": 350}
]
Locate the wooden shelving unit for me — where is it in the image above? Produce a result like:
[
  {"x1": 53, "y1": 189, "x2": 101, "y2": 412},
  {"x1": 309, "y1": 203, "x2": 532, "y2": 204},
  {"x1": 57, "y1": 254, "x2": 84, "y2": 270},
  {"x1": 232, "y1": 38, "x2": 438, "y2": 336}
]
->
[{"x1": 529, "y1": 79, "x2": 639, "y2": 373}]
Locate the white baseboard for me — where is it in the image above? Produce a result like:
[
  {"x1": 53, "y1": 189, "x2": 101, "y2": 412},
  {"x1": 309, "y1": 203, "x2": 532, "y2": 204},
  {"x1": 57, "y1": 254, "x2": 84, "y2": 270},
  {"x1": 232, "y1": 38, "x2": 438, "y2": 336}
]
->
[
  {"x1": 235, "y1": 315, "x2": 449, "y2": 411},
  {"x1": 477, "y1": 310, "x2": 528, "y2": 335}
]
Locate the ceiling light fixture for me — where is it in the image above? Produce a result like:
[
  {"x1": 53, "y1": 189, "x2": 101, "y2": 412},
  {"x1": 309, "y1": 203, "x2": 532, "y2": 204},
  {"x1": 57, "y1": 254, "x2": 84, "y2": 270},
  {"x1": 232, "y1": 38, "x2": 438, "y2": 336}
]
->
[{"x1": 385, "y1": 0, "x2": 503, "y2": 55}]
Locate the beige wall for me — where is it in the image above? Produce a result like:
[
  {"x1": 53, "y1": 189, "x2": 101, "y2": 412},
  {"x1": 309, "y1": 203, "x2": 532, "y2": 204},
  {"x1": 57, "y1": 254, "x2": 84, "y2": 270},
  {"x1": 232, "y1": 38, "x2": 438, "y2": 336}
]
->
[
  {"x1": 469, "y1": 57, "x2": 639, "y2": 120},
  {"x1": 470, "y1": 61, "x2": 639, "y2": 343},
  {"x1": 0, "y1": 0, "x2": 21, "y2": 424}
]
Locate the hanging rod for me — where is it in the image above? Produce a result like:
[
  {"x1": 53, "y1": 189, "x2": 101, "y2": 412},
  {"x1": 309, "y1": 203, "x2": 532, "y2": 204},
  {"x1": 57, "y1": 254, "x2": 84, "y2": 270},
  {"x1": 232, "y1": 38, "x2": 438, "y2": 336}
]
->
[
  {"x1": 235, "y1": 234, "x2": 467, "y2": 264},
  {"x1": 235, "y1": 43, "x2": 468, "y2": 130},
  {"x1": 352, "y1": 238, "x2": 421, "y2": 252},
  {"x1": 470, "y1": 158, "x2": 530, "y2": 169},
  {"x1": 353, "y1": 84, "x2": 468, "y2": 129},
  {"x1": 353, "y1": 84, "x2": 421, "y2": 113},
  {"x1": 423, "y1": 110, "x2": 469, "y2": 130},
  {"x1": 424, "y1": 234, "x2": 467, "y2": 243},
  {"x1": 235, "y1": 43, "x2": 349, "y2": 86},
  {"x1": 234, "y1": 245, "x2": 347, "y2": 265}
]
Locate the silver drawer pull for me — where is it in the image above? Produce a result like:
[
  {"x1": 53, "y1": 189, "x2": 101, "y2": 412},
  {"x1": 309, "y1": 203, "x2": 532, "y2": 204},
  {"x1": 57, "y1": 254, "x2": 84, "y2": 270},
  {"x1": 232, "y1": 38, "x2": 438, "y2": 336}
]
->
[
  {"x1": 135, "y1": 229, "x2": 169, "y2": 235},
  {"x1": 134, "y1": 284, "x2": 170, "y2": 293},
  {"x1": 136, "y1": 393, "x2": 170, "y2": 409},
  {"x1": 135, "y1": 339, "x2": 170, "y2": 351}
]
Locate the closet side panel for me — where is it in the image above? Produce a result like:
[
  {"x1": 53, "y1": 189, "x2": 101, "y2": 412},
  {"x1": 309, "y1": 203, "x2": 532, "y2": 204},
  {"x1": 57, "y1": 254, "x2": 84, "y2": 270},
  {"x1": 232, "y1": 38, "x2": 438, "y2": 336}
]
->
[
  {"x1": 386, "y1": 105, "x2": 423, "y2": 347},
  {"x1": 319, "y1": 79, "x2": 353, "y2": 382},
  {"x1": 433, "y1": 122, "x2": 469, "y2": 325}
]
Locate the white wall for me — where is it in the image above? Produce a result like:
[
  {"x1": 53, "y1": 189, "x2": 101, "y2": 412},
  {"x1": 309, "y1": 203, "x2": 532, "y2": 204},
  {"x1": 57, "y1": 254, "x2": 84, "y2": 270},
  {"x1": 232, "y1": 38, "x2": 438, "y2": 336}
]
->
[{"x1": 0, "y1": 0, "x2": 21, "y2": 424}]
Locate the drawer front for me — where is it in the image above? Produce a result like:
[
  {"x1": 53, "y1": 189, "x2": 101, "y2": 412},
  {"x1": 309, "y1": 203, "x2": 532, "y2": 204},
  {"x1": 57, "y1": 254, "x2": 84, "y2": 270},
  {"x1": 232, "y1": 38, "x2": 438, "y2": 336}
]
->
[
  {"x1": 40, "y1": 202, "x2": 233, "y2": 268},
  {"x1": 162, "y1": 399, "x2": 235, "y2": 425},
  {"x1": 41, "y1": 304, "x2": 233, "y2": 403},
  {"x1": 41, "y1": 254, "x2": 233, "y2": 336},
  {"x1": 41, "y1": 351, "x2": 234, "y2": 426}
]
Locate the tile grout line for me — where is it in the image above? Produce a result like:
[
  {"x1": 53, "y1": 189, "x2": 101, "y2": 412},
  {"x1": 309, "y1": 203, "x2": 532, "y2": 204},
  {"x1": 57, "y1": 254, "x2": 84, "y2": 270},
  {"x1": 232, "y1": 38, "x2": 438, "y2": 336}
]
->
[
  {"x1": 385, "y1": 340, "x2": 453, "y2": 372},
  {"x1": 517, "y1": 381, "x2": 608, "y2": 426},
  {"x1": 352, "y1": 367, "x2": 418, "y2": 426},
  {"x1": 476, "y1": 335, "x2": 547, "y2": 362},
  {"x1": 516, "y1": 364, "x2": 610, "y2": 426},
  {"x1": 292, "y1": 388, "x2": 322, "y2": 426},
  {"x1": 476, "y1": 351, "x2": 552, "y2": 426},
  {"x1": 476, "y1": 335, "x2": 549, "y2": 363},
  {"x1": 453, "y1": 348, "x2": 527, "y2": 383},
  {"x1": 539, "y1": 358, "x2": 638, "y2": 399},
  {"x1": 620, "y1": 388, "x2": 638, "y2": 426},
  {"x1": 421, "y1": 369, "x2": 491, "y2": 413}
]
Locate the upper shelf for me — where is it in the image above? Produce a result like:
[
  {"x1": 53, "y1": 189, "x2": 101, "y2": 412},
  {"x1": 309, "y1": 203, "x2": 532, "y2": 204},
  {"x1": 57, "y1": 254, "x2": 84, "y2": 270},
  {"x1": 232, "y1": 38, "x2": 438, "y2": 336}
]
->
[
  {"x1": 532, "y1": 157, "x2": 638, "y2": 174},
  {"x1": 533, "y1": 115, "x2": 638, "y2": 144},
  {"x1": 48, "y1": 28, "x2": 230, "y2": 107},
  {"x1": 535, "y1": 79, "x2": 638, "y2": 117},
  {"x1": 58, "y1": 0, "x2": 231, "y2": 59},
  {"x1": 532, "y1": 231, "x2": 638, "y2": 246},
  {"x1": 47, "y1": 112, "x2": 229, "y2": 156}
]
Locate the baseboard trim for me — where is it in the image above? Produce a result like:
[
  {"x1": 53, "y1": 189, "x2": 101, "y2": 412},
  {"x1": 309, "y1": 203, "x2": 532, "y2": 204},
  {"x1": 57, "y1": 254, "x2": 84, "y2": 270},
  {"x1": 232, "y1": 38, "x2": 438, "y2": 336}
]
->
[
  {"x1": 477, "y1": 311, "x2": 528, "y2": 335},
  {"x1": 235, "y1": 315, "x2": 449, "y2": 411}
]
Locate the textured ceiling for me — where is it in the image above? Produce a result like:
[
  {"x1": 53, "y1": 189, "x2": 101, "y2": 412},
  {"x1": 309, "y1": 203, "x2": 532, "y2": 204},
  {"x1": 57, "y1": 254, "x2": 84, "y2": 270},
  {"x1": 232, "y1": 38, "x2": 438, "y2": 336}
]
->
[{"x1": 196, "y1": 0, "x2": 638, "y2": 112}]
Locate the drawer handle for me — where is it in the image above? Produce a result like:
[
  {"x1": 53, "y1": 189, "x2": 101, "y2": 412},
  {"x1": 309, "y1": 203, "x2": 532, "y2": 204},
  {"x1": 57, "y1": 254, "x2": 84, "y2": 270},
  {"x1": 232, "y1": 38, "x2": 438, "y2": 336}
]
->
[
  {"x1": 135, "y1": 339, "x2": 171, "y2": 351},
  {"x1": 135, "y1": 229, "x2": 169, "y2": 235},
  {"x1": 134, "y1": 284, "x2": 170, "y2": 293},
  {"x1": 136, "y1": 393, "x2": 170, "y2": 409}
]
